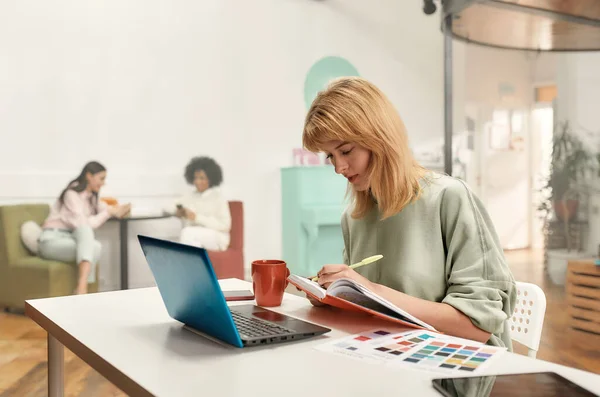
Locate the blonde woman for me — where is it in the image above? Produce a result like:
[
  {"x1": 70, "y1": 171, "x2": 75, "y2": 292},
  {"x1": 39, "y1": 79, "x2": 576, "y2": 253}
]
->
[{"x1": 302, "y1": 77, "x2": 516, "y2": 348}]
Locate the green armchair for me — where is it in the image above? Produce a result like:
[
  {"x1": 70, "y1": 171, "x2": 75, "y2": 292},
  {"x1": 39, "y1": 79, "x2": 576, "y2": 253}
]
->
[{"x1": 0, "y1": 204, "x2": 99, "y2": 311}]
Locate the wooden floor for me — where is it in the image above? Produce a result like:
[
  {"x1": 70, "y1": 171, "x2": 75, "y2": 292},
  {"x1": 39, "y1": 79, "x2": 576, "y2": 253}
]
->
[{"x1": 0, "y1": 249, "x2": 598, "y2": 396}]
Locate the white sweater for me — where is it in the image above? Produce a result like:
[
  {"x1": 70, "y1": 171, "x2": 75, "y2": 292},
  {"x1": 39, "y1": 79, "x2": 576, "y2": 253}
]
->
[{"x1": 167, "y1": 187, "x2": 231, "y2": 247}]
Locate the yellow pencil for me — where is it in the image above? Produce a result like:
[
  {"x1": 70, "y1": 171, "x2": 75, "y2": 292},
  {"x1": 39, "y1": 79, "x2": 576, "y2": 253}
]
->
[{"x1": 311, "y1": 254, "x2": 383, "y2": 282}]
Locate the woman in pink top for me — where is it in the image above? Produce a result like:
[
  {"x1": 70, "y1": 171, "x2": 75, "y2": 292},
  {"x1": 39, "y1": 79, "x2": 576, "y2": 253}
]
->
[{"x1": 39, "y1": 161, "x2": 130, "y2": 294}]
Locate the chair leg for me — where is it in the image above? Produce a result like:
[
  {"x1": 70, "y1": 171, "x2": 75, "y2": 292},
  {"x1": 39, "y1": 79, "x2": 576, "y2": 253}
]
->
[{"x1": 527, "y1": 349, "x2": 537, "y2": 359}]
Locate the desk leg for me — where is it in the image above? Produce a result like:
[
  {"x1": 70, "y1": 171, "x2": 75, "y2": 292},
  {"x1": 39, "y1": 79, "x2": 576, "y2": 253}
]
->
[
  {"x1": 48, "y1": 334, "x2": 64, "y2": 397},
  {"x1": 120, "y1": 220, "x2": 128, "y2": 290}
]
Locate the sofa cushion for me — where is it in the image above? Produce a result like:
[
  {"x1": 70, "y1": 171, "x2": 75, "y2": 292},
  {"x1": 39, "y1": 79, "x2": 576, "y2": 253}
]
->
[{"x1": 20, "y1": 220, "x2": 42, "y2": 255}]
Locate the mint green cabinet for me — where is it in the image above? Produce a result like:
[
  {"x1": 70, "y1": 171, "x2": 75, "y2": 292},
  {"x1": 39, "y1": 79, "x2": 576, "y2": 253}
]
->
[{"x1": 281, "y1": 167, "x2": 348, "y2": 277}]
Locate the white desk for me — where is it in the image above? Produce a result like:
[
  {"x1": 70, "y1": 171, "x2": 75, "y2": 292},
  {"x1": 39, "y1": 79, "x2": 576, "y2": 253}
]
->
[{"x1": 25, "y1": 278, "x2": 600, "y2": 397}]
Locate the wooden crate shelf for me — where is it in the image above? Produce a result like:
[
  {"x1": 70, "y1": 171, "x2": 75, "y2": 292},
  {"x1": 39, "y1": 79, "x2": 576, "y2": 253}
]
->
[{"x1": 566, "y1": 260, "x2": 600, "y2": 335}]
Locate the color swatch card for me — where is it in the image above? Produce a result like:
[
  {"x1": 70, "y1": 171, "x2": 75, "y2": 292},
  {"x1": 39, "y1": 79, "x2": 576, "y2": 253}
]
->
[
  {"x1": 314, "y1": 329, "x2": 427, "y2": 365},
  {"x1": 315, "y1": 328, "x2": 505, "y2": 374},
  {"x1": 395, "y1": 336, "x2": 505, "y2": 374}
]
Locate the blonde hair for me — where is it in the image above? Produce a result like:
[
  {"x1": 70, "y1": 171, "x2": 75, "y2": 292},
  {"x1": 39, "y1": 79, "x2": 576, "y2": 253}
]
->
[{"x1": 303, "y1": 77, "x2": 426, "y2": 220}]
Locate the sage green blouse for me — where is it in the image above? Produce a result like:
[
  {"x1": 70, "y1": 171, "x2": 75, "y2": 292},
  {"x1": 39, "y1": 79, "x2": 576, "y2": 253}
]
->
[{"x1": 342, "y1": 173, "x2": 516, "y2": 349}]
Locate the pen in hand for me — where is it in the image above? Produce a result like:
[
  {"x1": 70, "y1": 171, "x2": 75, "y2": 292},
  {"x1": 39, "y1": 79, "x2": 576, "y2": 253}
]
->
[{"x1": 310, "y1": 255, "x2": 383, "y2": 282}]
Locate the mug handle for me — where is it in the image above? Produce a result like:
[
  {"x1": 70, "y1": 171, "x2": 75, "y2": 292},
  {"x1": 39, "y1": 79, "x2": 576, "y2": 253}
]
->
[{"x1": 284, "y1": 268, "x2": 290, "y2": 289}]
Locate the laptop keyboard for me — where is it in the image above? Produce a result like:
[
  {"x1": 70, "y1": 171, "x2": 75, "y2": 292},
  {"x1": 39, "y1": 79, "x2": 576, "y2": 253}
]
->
[{"x1": 230, "y1": 311, "x2": 295, "y2": 338}]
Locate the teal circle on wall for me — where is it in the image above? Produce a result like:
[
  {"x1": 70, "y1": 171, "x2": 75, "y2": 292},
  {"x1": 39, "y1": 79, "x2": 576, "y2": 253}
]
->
[{"x1": 304, "y1": 56, "x2": 359, "y2": 109}]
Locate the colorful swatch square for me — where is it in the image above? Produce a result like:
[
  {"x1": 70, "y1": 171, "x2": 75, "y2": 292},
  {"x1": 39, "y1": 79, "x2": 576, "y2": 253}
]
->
[
  {"x1": 354, "y1": 336, "x2": 370, "y2": 342},
  {"x1": 469, "y1": 357, "x2": 486, "y2": 363}
]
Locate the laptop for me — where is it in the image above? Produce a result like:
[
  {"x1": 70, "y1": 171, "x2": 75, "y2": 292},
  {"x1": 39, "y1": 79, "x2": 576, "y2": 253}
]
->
[{"x1": 137, "y1": 235, "x2": 331, "y2": 348}]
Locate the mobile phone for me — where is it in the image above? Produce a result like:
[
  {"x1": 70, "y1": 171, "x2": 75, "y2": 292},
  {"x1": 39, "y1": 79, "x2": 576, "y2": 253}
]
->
[{"x1": 223, "y1": 290, "x2": 255, "y2": 301}]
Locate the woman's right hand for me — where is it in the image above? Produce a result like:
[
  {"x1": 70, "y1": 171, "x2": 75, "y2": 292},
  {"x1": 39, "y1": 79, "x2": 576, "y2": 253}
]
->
[
  {"x1": 109, "y1": 204, "x2": 131, "y2": 218},
  {"x1": 296, "y1": 276, "x2": 326, "y2": 307}
]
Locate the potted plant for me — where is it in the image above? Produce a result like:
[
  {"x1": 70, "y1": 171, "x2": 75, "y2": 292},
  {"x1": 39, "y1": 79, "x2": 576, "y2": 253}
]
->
[{"x1": 540, "y1": 121, "x2": 598, "y2": 285}]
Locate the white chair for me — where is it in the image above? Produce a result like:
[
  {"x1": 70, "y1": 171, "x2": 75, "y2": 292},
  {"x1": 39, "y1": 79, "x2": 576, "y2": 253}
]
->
[{"x1": 509, "y1": 281, "x2": 547, "y2": 358}]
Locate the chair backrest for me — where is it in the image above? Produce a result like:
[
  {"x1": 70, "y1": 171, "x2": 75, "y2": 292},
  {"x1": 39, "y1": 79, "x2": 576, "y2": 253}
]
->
[
  {"x1": 509, "y1": 281, "x2": 547, "y2": 358},
  {"x1": 0, "y1": 204, "x2": 50, "y2": 265},
  {"x1": 228, "y1": 201, "x2": 244, "y2": 251}
]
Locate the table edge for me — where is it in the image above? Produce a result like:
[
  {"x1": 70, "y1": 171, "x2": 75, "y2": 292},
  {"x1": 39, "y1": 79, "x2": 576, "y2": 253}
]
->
[
  {"x1": 25, "y1": 300, "x2": 154, "y2": 397},
  {"x1": 108, "y1": 215, "x2": 173, "y2": 222}
]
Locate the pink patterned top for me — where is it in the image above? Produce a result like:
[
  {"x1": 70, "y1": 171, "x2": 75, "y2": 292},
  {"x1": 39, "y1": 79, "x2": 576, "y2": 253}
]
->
[{"x1": 43, "y1": 190, "x2": 111, "y2": 230}]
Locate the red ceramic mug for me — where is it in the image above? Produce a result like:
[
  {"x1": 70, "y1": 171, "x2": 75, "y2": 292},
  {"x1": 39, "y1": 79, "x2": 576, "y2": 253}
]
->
[{"x1": 251, "y1": 260, "x2": 290, "y2": 307}]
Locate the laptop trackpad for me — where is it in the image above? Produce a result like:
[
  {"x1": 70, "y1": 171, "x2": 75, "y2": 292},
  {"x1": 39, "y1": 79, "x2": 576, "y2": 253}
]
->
[
  {"x1": 252, "y1": 309, "x2": 287, "y2": 323},
  {"x1": 233, "y1": 305, "x2": 303, "y2": 328},
  {"x1": 232, "y1": 304, "x2": 286, "y2": 322}
]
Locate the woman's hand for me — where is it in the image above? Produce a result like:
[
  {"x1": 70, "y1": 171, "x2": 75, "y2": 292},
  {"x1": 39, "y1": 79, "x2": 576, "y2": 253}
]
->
[
  {"x1": 315, "y1": 264, "x2": 373, "y2": 289},
  {"x1": 184, "y1": 208, "x2": 196, "y2": 221},
  {"x1": 109, "y1": 204, "x2": 131, "y2": 219},
  {"x1": 294, "y1": 276, "x2": 327, "y2": 307}
]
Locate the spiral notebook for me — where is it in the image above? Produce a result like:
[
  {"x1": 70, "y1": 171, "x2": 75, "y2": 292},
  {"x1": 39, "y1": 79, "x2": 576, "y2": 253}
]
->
[{"x1": 288, "y1": 274, "x2": 437, "y2": 332}]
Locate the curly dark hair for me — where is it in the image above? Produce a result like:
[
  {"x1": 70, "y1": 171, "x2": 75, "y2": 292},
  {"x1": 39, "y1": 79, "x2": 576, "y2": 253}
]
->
[{"x1": 184, "y1": 156, "x2": 223, "y2": 187}]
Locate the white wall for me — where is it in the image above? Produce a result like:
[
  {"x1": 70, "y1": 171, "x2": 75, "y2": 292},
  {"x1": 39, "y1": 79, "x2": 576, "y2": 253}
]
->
[{"x1": 0, "y1": 0, "x2": 446, "y2": 290}]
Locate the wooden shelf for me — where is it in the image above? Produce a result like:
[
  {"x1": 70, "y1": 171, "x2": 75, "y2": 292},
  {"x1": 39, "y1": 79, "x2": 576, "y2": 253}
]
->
[{"x1": 566, "y1": 260, "x2": 600, "y2": 336}]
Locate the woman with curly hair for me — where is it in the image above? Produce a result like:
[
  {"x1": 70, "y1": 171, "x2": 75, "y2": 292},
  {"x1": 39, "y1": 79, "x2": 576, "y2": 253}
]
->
[{"x1": 168, "y1": 156, "x2": 231, "y2": 251}]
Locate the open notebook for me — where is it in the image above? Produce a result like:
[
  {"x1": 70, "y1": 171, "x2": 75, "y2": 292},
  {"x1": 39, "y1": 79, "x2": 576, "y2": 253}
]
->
[{"x1": 288, "y1": 275, "x2": 437, "y2": 332}]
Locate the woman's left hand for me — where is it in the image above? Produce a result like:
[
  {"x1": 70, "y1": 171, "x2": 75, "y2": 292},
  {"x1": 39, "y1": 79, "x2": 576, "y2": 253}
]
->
[
  {"x1": 316, "y1": 264, "x2": 373, "y2": 289},
  {"x1": 184, "y1": 208, "x2": 196, "y2": 221}
]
